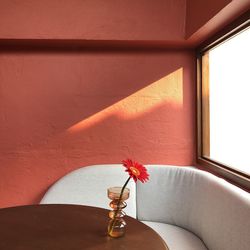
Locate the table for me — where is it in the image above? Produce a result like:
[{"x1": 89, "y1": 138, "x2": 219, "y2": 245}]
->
[{"x1": 0, "y1": 204, "x2": 169, "y2": 250}]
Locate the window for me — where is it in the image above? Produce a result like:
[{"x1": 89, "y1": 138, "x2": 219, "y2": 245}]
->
[{"x1": 197, "y1": 14, "x2": 250, "y2": 190}]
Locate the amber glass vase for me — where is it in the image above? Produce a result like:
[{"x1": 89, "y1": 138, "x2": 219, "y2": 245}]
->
[{"x1": 107, "y1": 187, "x2": 130, "y2": 238}]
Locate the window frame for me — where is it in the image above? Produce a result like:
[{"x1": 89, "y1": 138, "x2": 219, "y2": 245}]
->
[{"x1": 196, "y1": 11, "x2": 250, "y2": 191}]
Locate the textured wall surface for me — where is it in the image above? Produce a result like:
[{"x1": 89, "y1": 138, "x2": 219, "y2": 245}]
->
[
  {"x1": 0, "y1": 0, "x2": 194, "y2": 208},
  {"x1": 0, "y1": 0, "x2": 248, "y2": 208},
  {"x1": 0, "y1": 50, "x2": 195, "y2": 208},
  {"x1": 0, "y1": 0, "x2": 186, "y2": 41},
  {"x1": 186, "y1": 0, "x2": 250, "y2": 43},
  {"x1": 186, "y1": 0, "x2": 231, "y2": 38}
]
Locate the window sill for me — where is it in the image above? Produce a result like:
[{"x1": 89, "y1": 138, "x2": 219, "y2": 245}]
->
[{"x1": 196, "y1": 157, "x2": 250, "y2": 192}]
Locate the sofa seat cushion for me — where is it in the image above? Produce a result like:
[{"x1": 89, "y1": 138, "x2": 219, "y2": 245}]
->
[{"x1": 142, "y1": 221, "x2": 208, "y2": 250}]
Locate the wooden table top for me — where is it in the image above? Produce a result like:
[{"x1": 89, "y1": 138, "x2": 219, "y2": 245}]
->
[{"x1": 0, "y1": 204, "x2": 169, "y2": 250}]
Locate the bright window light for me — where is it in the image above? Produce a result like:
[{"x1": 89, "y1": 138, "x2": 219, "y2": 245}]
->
[{"x1": 209, "y1": 27, "x2": 250, "y2": 175}]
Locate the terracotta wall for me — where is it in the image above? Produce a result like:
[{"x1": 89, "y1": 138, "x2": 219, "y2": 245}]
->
[
  {"x1": 185, "y1": 0, "x2": 231, "y2": 38},
  {"x1": 2, "y1": 0, "x2": 247, "y2": 208},
  {"x1": 0, "y1": 0, "x2": 186, "y2": 41},
  {"x1": 0, "y1": 0, "x2": 247, "y2": 207},
  {"x1": 0, "y1": 49, "x2": 195, "y2": 208},
  {"x1": 0, "y1": 0, "x2": 196, "y2": 208},
  {"x1": 186, "y1": 0, "x2": 250, "y2": 43}
]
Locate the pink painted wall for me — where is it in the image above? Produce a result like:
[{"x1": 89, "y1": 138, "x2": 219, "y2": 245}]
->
[
  {"x1": 0, "y1": 0, "x2": 185, "y2": 41},
  {"x1": 186, "y1": 0, "x2": 231, "y2": 38},
  {"x1": 186, "y1": 0, "x2": 250, "y2": 44},
  {"x1": 1, "y1": 0, "x2": 248, "y2": 208},
  {"x1": 0, "y1": 50, "x2": 195, "y2": 208},
  {"x1": 0, "y1": 0, "x2": 194, "y2": 208}
]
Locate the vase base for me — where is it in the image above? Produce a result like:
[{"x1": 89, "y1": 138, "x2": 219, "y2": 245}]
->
[{"x1": 108, "y1": 230, "x2": 125, "y2": 238}]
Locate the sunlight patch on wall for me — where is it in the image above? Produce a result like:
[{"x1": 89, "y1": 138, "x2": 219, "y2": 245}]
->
[{"x1": 68, "y1": 68, "x2": 183, "y2": 133}]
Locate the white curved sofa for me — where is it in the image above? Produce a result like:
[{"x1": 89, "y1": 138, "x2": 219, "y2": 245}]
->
[{"x1": 40, "y1": 165, "x2": 250, "y2": 250}]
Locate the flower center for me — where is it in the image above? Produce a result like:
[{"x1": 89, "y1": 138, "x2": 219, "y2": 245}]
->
[{"x1": 129, "y1": 167, "x2": 140, "y2": 176}]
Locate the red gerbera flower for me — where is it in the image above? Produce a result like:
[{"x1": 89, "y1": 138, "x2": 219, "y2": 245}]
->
[
  {"x1": 108, "y1": 159, "x2": 149, "y2": 236},
  {"x1": 122, "y1": 159, "x2": 149, "y2": 183}
]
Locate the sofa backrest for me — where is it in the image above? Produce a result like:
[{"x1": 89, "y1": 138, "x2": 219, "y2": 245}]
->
[
  {"x1": 40, "y1": 165, "x2": 137, "y2": 218},
  {"x1": 40, "y1": 164, "x2": 250, "y2": 250},
  {"x1": 137, "y1": 165, "x2": 250, "y2": 250}
]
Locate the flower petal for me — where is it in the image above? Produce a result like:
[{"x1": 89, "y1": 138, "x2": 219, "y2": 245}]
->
[{"x1": 122, "y1": 159, "x2": 149, "y2": 183}]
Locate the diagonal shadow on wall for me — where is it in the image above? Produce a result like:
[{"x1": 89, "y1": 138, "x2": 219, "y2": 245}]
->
[{"x1": 0, "y1": 48, "x2": 195, "y2": 207}]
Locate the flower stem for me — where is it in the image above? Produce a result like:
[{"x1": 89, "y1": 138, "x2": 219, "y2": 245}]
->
[
  {"x1": 108, "y1": 176, "x2": 131, "y2": 236},
  {"x1": 118, "y1": 176, "x2": 131, "y2": 204}
]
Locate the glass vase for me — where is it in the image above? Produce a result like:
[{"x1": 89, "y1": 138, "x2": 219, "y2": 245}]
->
[{"x1": 107, "y1": 186, "x2": 130, "y2": 238}]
